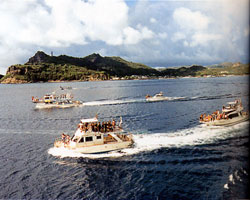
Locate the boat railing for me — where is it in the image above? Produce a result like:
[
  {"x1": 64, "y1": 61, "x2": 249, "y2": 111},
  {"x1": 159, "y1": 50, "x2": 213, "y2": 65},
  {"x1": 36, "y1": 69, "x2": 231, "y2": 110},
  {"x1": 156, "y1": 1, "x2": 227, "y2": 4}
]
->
[{"x1": 116, "y1": 132, "x2": 133, "y2": 141}]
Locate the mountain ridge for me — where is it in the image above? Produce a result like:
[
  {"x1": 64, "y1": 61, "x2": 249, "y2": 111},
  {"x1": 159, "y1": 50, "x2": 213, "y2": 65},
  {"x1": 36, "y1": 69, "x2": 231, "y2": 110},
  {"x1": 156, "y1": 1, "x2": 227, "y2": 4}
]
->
[{"x1": 0, "y1": 51, "x2": 249, "y2": 83}]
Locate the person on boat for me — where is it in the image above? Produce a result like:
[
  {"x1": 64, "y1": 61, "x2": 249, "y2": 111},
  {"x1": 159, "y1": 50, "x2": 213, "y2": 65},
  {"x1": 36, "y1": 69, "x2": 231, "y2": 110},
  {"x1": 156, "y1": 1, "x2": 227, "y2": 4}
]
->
[
  {"x1": 222, "y1": 113, "x2": 225, "y2": 119},
  {"x1": 101, "y1": 122, "x2": 105, "y2": 132},
  {"x1": 112, "y1": 119, "x2": 116, "y2": 131},
  {"x1": 66, "y1": 135, "x2": 70, "y2": 144},
  {"x1": 200, "y1": 114, "x2": 203, "y2": 121},
  {"x1": 97, "y1": 122, "x2": 101, "y2": 132},
  {"x1": 82, "y1": 124, "x2": 87, "y2": 133},
  {"x1": 107, "y1": 121, "x2": 112, "y2": 132},
  {"x1": 104, "y1": 122, "x2": 108, "y2": 132},
  {"x1": 84, "y1": 123, "x2": 88, "y2": 132},
  {"x1": 61, "y1": 133, "x2": 66, "y2": 143},
  {"x1": 91, "y1": 123, "x2": 95, "y2": 132}
]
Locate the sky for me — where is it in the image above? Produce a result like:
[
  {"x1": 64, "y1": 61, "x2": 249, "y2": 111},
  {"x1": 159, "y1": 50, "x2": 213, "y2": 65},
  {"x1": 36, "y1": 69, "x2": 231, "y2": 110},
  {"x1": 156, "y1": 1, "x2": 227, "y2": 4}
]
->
[{"x1": 0, "y1": 0, "x2": 249, "y2": 75}]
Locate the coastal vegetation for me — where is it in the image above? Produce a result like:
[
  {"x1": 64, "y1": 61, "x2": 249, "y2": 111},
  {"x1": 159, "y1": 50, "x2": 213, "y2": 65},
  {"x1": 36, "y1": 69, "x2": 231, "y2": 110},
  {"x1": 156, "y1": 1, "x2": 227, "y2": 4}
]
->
[{"x1": 0, "y1": 51, "x2": 249, "y2": 83}]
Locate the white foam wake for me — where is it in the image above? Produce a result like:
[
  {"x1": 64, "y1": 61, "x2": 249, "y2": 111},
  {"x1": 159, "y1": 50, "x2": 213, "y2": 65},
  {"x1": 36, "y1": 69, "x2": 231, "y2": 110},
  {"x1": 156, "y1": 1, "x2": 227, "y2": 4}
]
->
[
  {"x1": 48, "y1": 121, "x2": 249, "y2": 159},
  {"x1": 82, "y1": 99, "x2": 144, "y2": 106},
  {"x1": 81, "y1": 96, "x2": 186, "y2": 107}
]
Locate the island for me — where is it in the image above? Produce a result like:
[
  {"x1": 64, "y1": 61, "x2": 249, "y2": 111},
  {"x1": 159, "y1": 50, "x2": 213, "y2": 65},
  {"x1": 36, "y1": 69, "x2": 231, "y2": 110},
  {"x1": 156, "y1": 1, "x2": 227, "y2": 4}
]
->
[{"x1": 0, "y1": 51, "x2": 249, "y2": 83}]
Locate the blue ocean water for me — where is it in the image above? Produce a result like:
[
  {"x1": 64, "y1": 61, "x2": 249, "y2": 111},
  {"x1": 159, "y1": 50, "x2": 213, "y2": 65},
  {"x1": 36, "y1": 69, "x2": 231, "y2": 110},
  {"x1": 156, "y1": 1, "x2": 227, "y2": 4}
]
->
[{"x1": 0, "y1": 76, "x2": 249, "y2": 199}]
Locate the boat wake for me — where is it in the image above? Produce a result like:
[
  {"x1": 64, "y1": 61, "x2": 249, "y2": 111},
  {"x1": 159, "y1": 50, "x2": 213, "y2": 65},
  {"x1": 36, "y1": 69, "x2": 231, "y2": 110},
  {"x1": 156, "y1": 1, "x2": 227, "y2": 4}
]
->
[
  {"x1": 78, "y1": 93, "x2": 245, "y2": 107},
  {"x1": 80, "y1": 96, "x2": 186, "y2": 107},
  {"x1": 48, "y1": 121, "x2": 249, "y2": 159},
  {"x1": 81, "y1": 99, "x2": 144, "y2": 106}
]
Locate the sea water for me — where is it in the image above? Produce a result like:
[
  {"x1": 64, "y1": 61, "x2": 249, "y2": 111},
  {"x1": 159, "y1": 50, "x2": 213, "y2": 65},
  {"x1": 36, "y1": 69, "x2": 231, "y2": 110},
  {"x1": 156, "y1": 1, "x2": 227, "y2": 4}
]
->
[{"x1": 0, "y1": 76, "x2": 249, "y2": 199}]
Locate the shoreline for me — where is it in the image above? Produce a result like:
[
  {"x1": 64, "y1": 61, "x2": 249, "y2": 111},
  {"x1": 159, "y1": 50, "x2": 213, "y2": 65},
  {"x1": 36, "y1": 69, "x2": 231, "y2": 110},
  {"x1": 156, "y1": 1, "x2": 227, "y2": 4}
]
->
[{"x1": 0, "y1": 74, "x2": 249, "y2": 84}]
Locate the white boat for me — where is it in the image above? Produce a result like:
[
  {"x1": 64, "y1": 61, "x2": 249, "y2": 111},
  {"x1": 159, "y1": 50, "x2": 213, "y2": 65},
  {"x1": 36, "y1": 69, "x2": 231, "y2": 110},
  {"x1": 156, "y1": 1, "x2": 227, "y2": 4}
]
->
[
  {"x1": 33, "y1": 93, "x2": 82, "y2": 109},
  {"x1": 200, "y1": 99, "x2": 249, "y2": 126},
  {"x1": 54, "y1": 117, "x2": 134, "y2": 154},
  {"x1": 145, "y1": 92, "x2": 169, "y2": 102},
  {"x1": 60, "y1": 86, "x2": 72, "y2": 90}
]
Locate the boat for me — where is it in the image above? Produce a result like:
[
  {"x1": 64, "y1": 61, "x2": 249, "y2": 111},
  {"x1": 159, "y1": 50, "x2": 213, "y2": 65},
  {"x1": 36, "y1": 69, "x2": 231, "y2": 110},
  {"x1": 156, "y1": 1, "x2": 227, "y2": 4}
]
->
[
  {"x1": 60, "y1": 86, "x2": 72, "y2": 90},
  {"x1": 145, "y1": 92, "x2": 169, "y2": 102},
  {"x1": 33, "y1": 93, "x2": 82, "y2": 109},
  {"x1": 54, "y1": 117, "x2": 134, "y2": 154},
  {"x1": 32, "y1": 96, "x2": 44, "y2": 103},
  {"x1": 199, "y1": 99, "x2": 249, "y2": 126}
]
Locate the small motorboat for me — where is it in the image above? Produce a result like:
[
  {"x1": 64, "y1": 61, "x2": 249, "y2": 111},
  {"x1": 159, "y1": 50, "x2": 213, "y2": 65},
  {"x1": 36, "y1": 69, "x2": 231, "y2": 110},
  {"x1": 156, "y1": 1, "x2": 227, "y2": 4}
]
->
[
  {"x1": 199, "y1": 99, "x2": 249, "y2": 126},
  {"x1": 60, "y1": 86, "x2": 72, "y2": 90},
  {"x1": 145, "y1": 92, "x2": 169, "y2": 102},
  {"x1": 54, "y1": 117, "x2": 134, "y2": 154}
]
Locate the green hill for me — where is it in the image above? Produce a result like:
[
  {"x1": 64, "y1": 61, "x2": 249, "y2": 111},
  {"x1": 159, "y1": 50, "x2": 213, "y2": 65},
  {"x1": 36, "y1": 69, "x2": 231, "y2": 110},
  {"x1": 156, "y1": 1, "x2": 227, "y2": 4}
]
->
[
  {"x1": 0, "y1": 51, "x2": 249, "y2": 83},
  {"x1": 161, "y1": 63, "x2": 249, "y2": 77},
  {"x1": 0, "y1": 51, "x2": 159, "y2": 83},
  {"x1": 161, "y1": 65, "x2": 206, "y2": 77}
]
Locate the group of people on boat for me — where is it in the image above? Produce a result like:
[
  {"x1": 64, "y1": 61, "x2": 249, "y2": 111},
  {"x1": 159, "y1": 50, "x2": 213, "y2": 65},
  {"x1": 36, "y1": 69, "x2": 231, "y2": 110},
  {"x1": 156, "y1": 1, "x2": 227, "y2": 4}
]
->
[
  {"x1": 200, "y1": 110, "x2": 228, "y2": 122},
  {"x1": 200, "y1": 99, "x2": 244, "y2": 122},
  {"x1": 61, "y1": 133, "x2": 71, "y2": 144},
  {"x1": 76, "y1": 119, "x2": 120, "y2": 134}
]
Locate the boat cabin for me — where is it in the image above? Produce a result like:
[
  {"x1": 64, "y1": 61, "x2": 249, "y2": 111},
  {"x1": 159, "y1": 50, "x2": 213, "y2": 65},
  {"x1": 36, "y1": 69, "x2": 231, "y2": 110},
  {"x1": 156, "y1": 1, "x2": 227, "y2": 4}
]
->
[
  {"x1": 222, "y1": 99, "x2": 243, "y2": 113},
  {"x1": 72, "y1": 132, "x2": 105, "y2": 146},
  {"x1": 70, "y1": 117, "x2": 121, "y2": 147},
  {"x1": 155, "y1": 91, "x2": 163, "y2": 97},
  {"x1": 44, "y1": 94, "x2": 57, "y2": 103}
]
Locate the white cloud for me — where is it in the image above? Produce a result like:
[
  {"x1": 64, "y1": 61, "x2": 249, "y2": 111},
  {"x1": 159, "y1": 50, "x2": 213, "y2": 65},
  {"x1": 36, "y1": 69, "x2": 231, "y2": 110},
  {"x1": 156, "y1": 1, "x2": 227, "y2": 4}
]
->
[
  {"x1": 150, "y1": 17, "x2": 157, "y2": 23},
  {"x1": 0, "y1": 0, "x2": 155, "y2": 47},
  {"x1": 190, "y1": 33, "x2": 222, "y2": 47},
  {"x1": 158, "y1": 32, "x2": 168, "y2": 39},
  {"x1": 183, "y1": 41, "x2": 189, "y2": 47},
  {"x1": 123, "y1": 27, "x2": 141, "y2": 44},
  {"x1": 173, "y1": 7, "x2": 210, "y2": 31},
  {"x1": 0, "y1": 0, "x2": 156, "y2": 73},
  {"x1": 123, "y1": 25, "x2": 154, "y2": 45},
  {"x1": 171, "y1": 32, "x2": 186, "y2": 42}
]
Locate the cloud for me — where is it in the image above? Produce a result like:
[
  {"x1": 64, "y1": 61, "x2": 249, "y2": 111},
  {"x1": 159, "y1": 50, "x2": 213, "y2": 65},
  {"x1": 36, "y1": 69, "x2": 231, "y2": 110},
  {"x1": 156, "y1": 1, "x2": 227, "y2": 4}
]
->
[
  {"x1": 173, "y1": 7, "x2": 210, "y2": 31},
  {"x1": 158, "y1": 32, "x2": 167, "y2": 39},
  {"x1": 171, "y1": 32, "x2": 186, "y2": 42},
  {"x1": 0, "y1": 0, "x2": 155, "y2": 47},
  {"x1": 0, "y1": 0, "x2": 249, "y2": 74},
  {"x1": 190, "y1": 33, "x2": 223, "y2": 47},
  {"x1": 150, "y1": 17, "x2": 157, "y2": 23},
  {"x1": 0, "y1": 0, "x2": 156, "y2": 74}
]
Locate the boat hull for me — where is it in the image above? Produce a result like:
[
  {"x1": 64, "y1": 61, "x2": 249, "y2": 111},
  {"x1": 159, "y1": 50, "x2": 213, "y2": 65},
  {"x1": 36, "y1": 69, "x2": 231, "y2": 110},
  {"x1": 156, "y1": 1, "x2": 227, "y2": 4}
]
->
[
  {"x1": 201, "y1": 115, "x2": 249, "y2": 127},
  {"x1": 146, "y1": 97, "x2": 169, "y2": 102},
  {"x1": 35, "y1": 102, "x2": 82, "y2": 109},
  {"x1": 54, "y1": 140, "x2": 133, "y2": 154}
]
